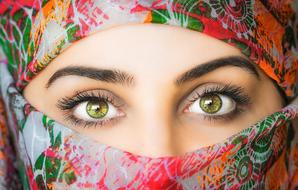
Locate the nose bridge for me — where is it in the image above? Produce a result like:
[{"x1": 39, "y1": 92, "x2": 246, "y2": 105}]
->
[{"x1": 134, "y1": 89, "x2": 177, "y2": 157}]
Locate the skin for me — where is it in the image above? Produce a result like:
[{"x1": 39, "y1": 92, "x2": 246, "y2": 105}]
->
[{"x1": 24, "y1": 24, "x2": 283, "y2": 157}]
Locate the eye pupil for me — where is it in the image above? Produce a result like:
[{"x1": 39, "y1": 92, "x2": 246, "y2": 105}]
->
[
  {"x1": 86, "y1": 100, "x2": 109, "y2": 119},
  {"x1": 199, "y1": 94, "x2": 222, "y2": 114}
]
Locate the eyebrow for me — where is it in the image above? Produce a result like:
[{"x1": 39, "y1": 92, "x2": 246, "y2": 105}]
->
[
  {"x1": 46, "y1": 66, "x2": 135, "y2": 88},
  {"x1": 46, "y1": 56, "x2": 259, "y2": 88},
  {"x1": 175, "y1": 56, "x2": 260, "y2": 85}
]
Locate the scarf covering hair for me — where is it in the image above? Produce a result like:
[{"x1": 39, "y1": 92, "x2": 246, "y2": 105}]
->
[
  {"x1": 0, "y1": 0, "x2": 297, "y2": 189},
  {"x1": 0, "y1": 0, "x2": 297, "y2": 98}
]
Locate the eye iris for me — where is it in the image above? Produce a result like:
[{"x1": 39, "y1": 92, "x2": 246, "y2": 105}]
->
[
  {"x1": 199, "y1": 94, "x2": 222, "y2": 114},
  {"x1": 86, "y1": 100, "x2": 109, "y2": 119}
]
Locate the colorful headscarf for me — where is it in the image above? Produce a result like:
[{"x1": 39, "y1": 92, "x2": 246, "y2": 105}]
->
[{"x1": 0, "y1": 0, "x2": 298, "y2": 189}]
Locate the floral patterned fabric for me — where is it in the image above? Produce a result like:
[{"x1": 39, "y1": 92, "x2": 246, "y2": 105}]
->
[
  {"x1": 0, "y1": 0, "x2": 297, "y2": 98},
  {"x1": 0, "y1": 0, "x2": 297, "y2": 190}
]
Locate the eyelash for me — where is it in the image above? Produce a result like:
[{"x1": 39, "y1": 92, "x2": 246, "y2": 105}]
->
[
  {"x1": 57, "y1": 84, "x2": 251, "y2": 128},
  {"x1": 57, "y1": 90, "x2": 123, "y2": 128},
  {"x1": 185, "y1": 84, "x2": 251, "y2": 121}
]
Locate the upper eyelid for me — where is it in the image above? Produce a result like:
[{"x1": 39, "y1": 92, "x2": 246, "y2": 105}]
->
[
  {"x1": 57, "y1": 83, "x2": 249, "y2": 114},
  {"x1": 57, "y1": 89, "x2": 125, "y2": 110},
  {"x1": 177, "y1": 83, "x2": 250, "y2": 111}
]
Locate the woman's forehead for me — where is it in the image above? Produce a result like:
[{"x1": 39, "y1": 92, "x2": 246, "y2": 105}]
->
[{"x1": 51, "y1": 24, "x2": 241, "y2": 72}]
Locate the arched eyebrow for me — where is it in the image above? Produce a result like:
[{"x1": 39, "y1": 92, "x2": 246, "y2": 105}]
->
[
  {"x1": 175, "y1": 56, "x2": 260, "y2": 85},
  {"x1": 46, "y1": 66, "x2": 135, "y2": 88}
]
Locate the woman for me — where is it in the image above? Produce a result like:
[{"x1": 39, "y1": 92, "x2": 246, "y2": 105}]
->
[{"x1": 0, "y1": 0, "x2": 297, "y2": 189}]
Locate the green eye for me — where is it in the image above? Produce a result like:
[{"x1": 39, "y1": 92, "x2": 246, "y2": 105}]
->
[
  {"x1": 86, "y1": 100, "x2": 109, "y2": 119},
  {"x1": 199, "y1": 94, "x2": 222, "y2": 114}
]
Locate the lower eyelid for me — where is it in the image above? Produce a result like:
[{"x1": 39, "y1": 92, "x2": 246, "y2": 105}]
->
[
  {"x1": 199, "y1": 106, "x2": 245, "y2": 123},
  {"x1": 57, "y1": 89, "x2": 125, "y2": 109},
  {"x1": 68, "y1": 114, "x2": 124, "y2": 128},
  {"x1": 66, "y1": 104, "x2": 126, "y2": 129}
]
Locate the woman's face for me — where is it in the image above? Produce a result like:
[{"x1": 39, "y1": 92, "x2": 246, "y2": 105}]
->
[{"x1": 24, "y1": 24, "x2": 283, "y2": 157}]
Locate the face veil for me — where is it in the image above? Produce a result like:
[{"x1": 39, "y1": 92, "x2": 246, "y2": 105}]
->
[{"x1": 0, "y1": 0, "x2": 298, "y2": 189}]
